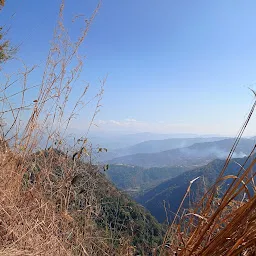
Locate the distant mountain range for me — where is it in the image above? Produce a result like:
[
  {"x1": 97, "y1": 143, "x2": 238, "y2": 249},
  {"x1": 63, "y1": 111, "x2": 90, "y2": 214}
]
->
[
  {"x1": 108, "y1": 138, "x2": 255, "y2": 168},
  {"x1": 89, "y1": 132, "x2": 203, "y2": 150},
  {"x1": 98, "y1": 136, "x2": 228, "y2": 162},
  {"x1": 136, "y1": 155, "x2": 256, "y2": 223}
]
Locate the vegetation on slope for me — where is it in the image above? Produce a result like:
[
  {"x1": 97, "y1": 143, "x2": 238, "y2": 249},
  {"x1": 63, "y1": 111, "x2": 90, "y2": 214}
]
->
[
  {"x1": 104, "y1": 164, "x2": 188, "y2": 196},
  {"x1": 25, "y1": 149, "x2": 164, "y2": 254},
  {"x1": 0, "y1": 1, "x2": 165, "y2": 255},
  {"x1": 137, "y1": 156, "x2": 255, "y2": 223}
]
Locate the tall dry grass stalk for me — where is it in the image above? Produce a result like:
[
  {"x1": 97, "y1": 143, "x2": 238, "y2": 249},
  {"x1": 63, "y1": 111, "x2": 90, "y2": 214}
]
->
[
  {"x1": 0, "y1": 1, "x2": 126, "y2": 255},
  {"x1": 161, "y1": 96, "x2": 256, "y2": 256}
]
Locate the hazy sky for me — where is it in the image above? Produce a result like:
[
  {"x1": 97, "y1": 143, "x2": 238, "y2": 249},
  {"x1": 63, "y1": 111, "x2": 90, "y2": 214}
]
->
[{"x1": 2, "y1": 1, "x2": 256, "y2": 136}]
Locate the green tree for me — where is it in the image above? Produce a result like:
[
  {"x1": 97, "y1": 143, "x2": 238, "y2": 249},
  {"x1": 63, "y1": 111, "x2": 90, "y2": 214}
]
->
[
  {"x1": 0, "y1": 0, "x2": 14, "y2": 65},
  {"x1": 0, "y1": 28, "x2": 11, "y2": 63}
]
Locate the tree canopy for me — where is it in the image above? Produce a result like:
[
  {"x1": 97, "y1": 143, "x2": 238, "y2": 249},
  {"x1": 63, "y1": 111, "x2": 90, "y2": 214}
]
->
[{"x1": 0, "y1": 0, "x2": 14, "y2": 65}]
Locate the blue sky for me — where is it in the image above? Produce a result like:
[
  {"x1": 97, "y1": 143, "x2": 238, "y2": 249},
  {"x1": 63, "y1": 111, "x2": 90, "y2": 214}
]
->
[{"x1": 2, "y1": 0, "x2": 256, "y2": 136}]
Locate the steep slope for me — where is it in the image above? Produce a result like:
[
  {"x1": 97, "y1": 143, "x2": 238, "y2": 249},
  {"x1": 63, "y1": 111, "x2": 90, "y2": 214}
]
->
[
  {"x1": 109, "y1": 138, "x2": 254, "y2": 168},
  {"x1": 136, "y1": 155, "x2": 256, "y2": 223},
  {"x1": 25, "y1": 149, "x2": 164, "y2": 254}
]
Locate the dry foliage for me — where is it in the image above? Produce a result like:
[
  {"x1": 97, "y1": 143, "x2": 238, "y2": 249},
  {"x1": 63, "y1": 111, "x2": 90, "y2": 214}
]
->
[{"x1": 0, "y1": 1, "x2": 131, "y2": 255}]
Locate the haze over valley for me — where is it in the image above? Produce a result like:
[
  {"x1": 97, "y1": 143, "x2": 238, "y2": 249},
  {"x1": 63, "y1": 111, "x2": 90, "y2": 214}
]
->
[{"x1": 94, "y1": 133, "x2": 256, "y2": 222}]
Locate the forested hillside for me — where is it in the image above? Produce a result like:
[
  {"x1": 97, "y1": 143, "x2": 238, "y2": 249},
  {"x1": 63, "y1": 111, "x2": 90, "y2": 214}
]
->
[
  {"x1": 104, "y1": 164, "x2": 189, "y2": 196},
  {"x1": 137, "y1": 155, "x2": 256, "y2": 222}
]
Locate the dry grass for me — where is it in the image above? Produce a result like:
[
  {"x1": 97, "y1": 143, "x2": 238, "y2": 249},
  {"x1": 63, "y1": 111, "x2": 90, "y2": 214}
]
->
[
  {"x1": 161, "y1": 97, "x2": 256, "y2": 256},
  {"x1": 0, "y1": 1, "x2": 131, "y2": 255},
  {"x1": 0, "y1": 143, "x2": 124, "y2": 255}
]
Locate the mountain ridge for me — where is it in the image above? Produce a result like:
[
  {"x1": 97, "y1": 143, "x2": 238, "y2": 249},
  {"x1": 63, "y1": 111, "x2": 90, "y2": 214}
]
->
[
  {"x1": 98, "y1": 136, "x2": 228, "y2": 162},
  {"x1": 136, "y1": 155, "x2": 256, "y2": 222},
  {"x1": 108, "y1": 138, "x2": 254, "y2": 168}
]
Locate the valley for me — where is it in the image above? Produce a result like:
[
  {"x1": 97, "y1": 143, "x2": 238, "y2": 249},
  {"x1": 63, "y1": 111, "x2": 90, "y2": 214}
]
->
[
  {"x1": 104, "y1": 164, "x2": 189, "y2": 197},
  {"x1": 136, "y1": 156, "x2": 256, "y2": 222},
  {"x1": 100, "y1": 136, "x2": 256, "y2": 223}
]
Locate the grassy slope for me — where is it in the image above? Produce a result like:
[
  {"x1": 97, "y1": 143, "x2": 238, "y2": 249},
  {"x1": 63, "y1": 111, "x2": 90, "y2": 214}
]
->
[{"x1": 25, "y1": 149, "x2": 164, "y2": 255}]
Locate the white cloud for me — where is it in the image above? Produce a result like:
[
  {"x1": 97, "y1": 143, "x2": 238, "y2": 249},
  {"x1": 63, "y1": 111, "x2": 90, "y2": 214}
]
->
[
  {"x1": 124, "y1": 118, "x2": 137, "y2": 122},
  {"x1": 93, "y1": 118, "x2": 198, "y2": 134},
  {"x1": 109, "y1": 120, "x2": 122, "y2": 125},
  {"x1": 97, "y1": 118, "x2": 141, "y2": 127}
]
